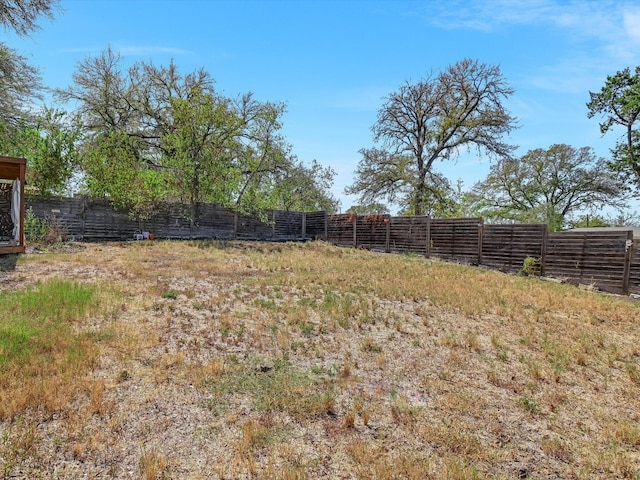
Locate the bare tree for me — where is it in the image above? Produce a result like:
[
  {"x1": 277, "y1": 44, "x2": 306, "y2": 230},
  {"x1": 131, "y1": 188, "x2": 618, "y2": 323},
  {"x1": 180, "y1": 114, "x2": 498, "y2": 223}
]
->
[
  {"x1": 0, "y1": 0, "x2": 59, "y2": 36},
  {"x1": 0, "y1": 0, "x2": 60, "y2": 129},
  {"x1": 346, "y1": 58, "x2": 517, "y2": 215}
]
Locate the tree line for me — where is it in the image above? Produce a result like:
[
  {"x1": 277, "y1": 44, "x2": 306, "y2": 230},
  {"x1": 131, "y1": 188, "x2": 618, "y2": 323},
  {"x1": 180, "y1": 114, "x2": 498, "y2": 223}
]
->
[
  {"x1": 1, "y1": 1, "x2": 640, "y2": 230},
  {"x1": 0, "y1": 0, "x2": 338, "y2": 225},
  {"x1": 345, "y1": 58, "x2": 640, "y2": 230}
]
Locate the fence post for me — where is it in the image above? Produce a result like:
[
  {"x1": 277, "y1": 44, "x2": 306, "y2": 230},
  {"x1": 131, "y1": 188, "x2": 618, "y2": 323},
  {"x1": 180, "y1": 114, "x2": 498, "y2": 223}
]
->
[
  {"x1": 477, "y1": 218, "x2": 484, "y2": 265},
  {"x1": 385, "y1": 215, "x2": 391, "y2": 253},
  {"x1": 623, "y1": 230, "x2": 634, "y2": 295},
  {"x1": 425, "y1": 216, "x2": 431, "y2": 258},
  {"x1": 540, "y1": 224, "x2": 548, "y2": 277}
]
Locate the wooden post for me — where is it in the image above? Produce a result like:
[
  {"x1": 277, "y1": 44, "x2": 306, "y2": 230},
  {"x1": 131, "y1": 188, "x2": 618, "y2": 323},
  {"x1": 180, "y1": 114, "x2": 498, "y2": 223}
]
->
[
  {"x1": 19, "y1": 161, "x2": 25, "y2": 248},
  {"x1": 385, "y1": 215, "x2": 391, "y2": 253},
  {"x1": 622, "y1": 230, "x2": 634, "y2": 295},
  {"x1": 425, "y1": 216, "x2": 431, "y2": 258},
  {"x1": 272, "y1": 210, "x2": 276, "y2": 238},
  {"x1": 477, "y1": 218, "x2": 484, "y2": 266}
]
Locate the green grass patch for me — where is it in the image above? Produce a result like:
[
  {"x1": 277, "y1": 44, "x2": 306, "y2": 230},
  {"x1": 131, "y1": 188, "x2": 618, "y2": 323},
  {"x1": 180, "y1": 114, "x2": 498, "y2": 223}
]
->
[{"x1": 0, "y1": 279, "x2": 105, "y2": 419}]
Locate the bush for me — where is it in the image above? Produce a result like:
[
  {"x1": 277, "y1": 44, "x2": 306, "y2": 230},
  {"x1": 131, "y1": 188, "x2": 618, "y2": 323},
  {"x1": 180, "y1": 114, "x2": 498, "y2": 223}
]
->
[
  {"x1": 24, "y1": 207, "x2": 48, "y2": 243},
  {"x1": 24, "y1": 208, "x2": 69, "y2": 245},
  {"x1": 520, "y1": 256, "x2": 540, "y2": 276}
]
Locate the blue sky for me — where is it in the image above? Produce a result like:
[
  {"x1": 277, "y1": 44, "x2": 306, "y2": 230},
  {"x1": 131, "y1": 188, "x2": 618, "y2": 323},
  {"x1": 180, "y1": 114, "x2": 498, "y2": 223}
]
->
[{"x1": 6, "y1": 0, "x2": 640, "y2": 212}]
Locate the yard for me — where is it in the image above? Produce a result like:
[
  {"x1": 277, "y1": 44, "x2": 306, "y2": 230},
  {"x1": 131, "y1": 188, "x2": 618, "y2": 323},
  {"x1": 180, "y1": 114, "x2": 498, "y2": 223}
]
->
[{"x1": 1, "y1": 240, "x2": 639, "y2": 479}]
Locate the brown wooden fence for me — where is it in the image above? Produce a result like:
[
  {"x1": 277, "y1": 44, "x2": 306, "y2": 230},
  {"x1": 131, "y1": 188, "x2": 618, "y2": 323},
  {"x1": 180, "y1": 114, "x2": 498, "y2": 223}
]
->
[
  {"x1": 325, "y1": 214, "x2": 640, "y2": 296},
  {"x1": 24, "y1": 196, "x2": 640, "y2": 296}
]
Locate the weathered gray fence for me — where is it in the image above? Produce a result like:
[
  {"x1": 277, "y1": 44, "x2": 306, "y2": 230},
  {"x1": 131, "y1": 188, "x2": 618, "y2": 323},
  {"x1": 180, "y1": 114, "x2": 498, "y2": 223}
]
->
[{"x1": 26, "y1": 196, "x2": 325, "y2": 242}]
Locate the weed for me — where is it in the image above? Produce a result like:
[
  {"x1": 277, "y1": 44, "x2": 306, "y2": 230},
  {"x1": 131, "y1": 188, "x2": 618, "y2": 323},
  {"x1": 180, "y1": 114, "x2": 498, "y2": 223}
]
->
[
  {"x1": 518, "y1": 396, "x2": 540, "y2": 414},
  {"x1": 360, "y1": 336, "x2": 382, "y2": 353},
  {"x1": 625, "y1": 362, "x2": 640, "y2": 385},
  {"x1": 160, "y1": 289, "x2": 178, "y2": 299},
  {"x1": 520, "y1": 256, "x2": 540, "y2": 276},
  {"x1": 139, "y1": 447, "x2": 169, "y2": 480}
]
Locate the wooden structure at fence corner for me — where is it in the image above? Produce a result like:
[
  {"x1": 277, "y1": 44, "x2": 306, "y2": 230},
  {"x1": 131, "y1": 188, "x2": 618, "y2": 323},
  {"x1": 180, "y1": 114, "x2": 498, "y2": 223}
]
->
[
  {"x1": 325, "y1": 213, "x2": 640, "y2": 296},
  {"x1": 0, "y1": 156, "x2": 26, "y2": 255}
]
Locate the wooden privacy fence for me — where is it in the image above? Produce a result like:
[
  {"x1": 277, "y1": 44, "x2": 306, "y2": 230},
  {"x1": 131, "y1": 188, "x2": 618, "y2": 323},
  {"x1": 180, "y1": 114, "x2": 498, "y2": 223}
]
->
[
  {"x1": 25, "y1": 196, "x2": 640, "y2": 296},
  {"x1": 326, "y1": 214, "x2": 640, "y2": 296},
  {"x1": 27, "y1": 195, "x2": 328, "y2": 242}
]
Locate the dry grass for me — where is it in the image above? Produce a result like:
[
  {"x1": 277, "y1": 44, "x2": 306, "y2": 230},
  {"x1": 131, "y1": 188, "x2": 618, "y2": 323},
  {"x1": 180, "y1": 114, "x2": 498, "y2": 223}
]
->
[{"x1": 0, "y1": 240, "x2": 639, "y2": 479}]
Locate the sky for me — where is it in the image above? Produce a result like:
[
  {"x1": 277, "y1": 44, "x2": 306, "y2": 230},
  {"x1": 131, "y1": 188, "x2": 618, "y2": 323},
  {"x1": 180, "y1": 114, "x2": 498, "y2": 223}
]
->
[{"x1": 5, "y1": 0, "x2": 640, "y2": 213}]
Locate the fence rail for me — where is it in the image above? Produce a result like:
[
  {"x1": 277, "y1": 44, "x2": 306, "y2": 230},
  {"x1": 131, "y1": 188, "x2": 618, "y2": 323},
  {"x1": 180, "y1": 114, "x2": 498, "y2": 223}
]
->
[{"x1": 25, "y1": 196, "x2": 640, "y2": 296}]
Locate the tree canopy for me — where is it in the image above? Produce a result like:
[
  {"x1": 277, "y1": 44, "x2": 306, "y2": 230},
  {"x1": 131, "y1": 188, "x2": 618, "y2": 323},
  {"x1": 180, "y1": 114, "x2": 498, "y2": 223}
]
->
[
  {"x1": 469, "y1": 144, "x2": 627, "y2": 230},
  {"x1": 346, "y1": 58, "x2": 517, "y2": 215},
  {"x1": 56, "y1": 48, "x2": 337, "y2": 221},
  {"x1": 587, "y1": 66, "x2": 640, "y2": 192},
  {"x1": 0, "y1": 0, "x2": 58, "y2": 36},
  {"x1": 0, "y1": 0, "x2": 59, "y2": 131}
]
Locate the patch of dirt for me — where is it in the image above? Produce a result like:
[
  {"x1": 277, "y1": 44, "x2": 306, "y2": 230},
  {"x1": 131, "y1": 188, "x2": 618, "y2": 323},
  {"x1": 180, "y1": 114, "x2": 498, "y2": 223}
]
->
[{"x1": 1, "y1": 241, "x2": 639, "y2": 479}]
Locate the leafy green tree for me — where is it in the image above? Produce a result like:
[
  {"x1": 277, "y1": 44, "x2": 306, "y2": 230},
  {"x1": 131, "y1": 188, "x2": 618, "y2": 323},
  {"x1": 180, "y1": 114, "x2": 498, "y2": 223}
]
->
[
  {"x1": 587, "y1": 66, "x2": 640, "y2": 191},
  {"x1": 346, "y1": 58, "x2": 517, "y2": 215},
  {"x1": 12, "y1": 108, "x2": 81, "y2": 194},
  {"x1": 269, "y1": 159, "x2": 338, "y2": 212},
  {"x1": 82, "y1": 130, "x2": 168, "y2": 220},
  {"x1": 59, "y1": 48, "x2": 336, "y2": 223},
  {"x1": 346, "y1": 203, "x2": 389, "y2": 215},
  {"x1": 567, "y1": 214, "x2": 611, "y2": 229},
  {"x1": 162, "y1": 90, "x2": 242, "y2": 224},
  {"x1": 469, "y1": 144, "x2": 627, "y2": 230}
]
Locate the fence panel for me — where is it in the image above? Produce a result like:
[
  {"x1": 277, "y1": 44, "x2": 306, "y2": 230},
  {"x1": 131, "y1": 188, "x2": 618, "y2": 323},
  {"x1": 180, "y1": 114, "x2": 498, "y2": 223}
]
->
[
  {"x1": 430, "y1": 218, "x2": 482, "y2": 263},
  {"x1": 545, "y1": 231, "x2": 631, "y2": 294},
  {"x1": 481, "y1": 224, "x2": 547, "y2": 273},
  {"x1": 195, "y1": 203, "x2": 237, "y2": 238},
  {"x1": 389, "y1": 217, "x2": 428, "y2": 254},
  {"x1": 272, "y1": 210, "x2": 304, "y2": 239},
  {"x1": 27, "y1": 195, "x2": 85, "y2": 236},
  {"x1": 83, "y1": 197, "x2": 139, "y2": 239},
  {"x1": 355, "y1": 215, "x2": 388, "y2": 251},
  {"x1": 327, "y1": 214, "x2": 355, "y2": 247},
  {"x1": 306, "y1": 211, "x2": 327, "y2": 239}
]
